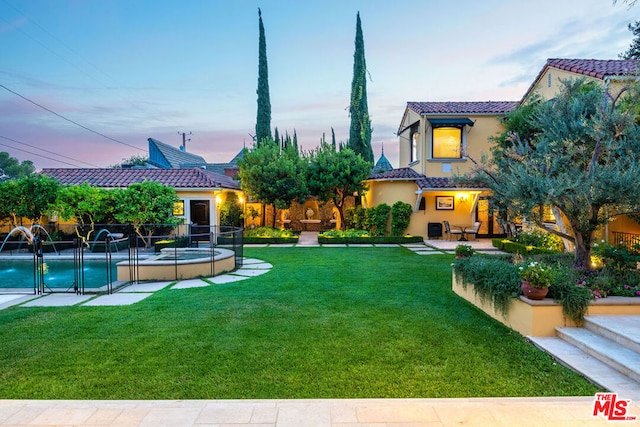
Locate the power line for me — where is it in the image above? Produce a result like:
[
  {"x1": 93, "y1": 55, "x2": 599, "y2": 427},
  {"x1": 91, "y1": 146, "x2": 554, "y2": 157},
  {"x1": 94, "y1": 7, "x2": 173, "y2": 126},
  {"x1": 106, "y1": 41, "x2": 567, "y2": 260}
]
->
[
  {"x1": 2, "y1": 1, "x2": 188, "y2": 149},
  {"x1": 0, "y1": 135, "x2": 100, "y2": 167},
  {"x1": 178, "y1": 131, "x2": 192, "y2": 151},
  {"x1": 0, "y1": 139, "x2": 81, "y2": 167},
  {"x1": 1, "y1": 0, "x2": 114, "y2": 84},
  {"x1": 0, "y1": 84, "x2": 145, "y2": 151}
]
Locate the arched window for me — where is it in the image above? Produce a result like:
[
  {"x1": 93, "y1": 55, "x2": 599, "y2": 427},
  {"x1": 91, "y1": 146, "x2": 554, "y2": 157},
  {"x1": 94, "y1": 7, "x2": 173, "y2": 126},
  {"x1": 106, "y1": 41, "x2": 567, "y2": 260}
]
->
[{"x1": 410, "y1": 126, "x2": 419, "y2": 163}]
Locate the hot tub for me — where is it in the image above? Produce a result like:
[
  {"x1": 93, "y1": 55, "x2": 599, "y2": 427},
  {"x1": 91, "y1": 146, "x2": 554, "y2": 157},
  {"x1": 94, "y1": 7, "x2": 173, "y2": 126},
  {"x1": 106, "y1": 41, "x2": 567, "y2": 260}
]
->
[{"x1": 116, "y1": 248, "x2": 235, "y2": 282}]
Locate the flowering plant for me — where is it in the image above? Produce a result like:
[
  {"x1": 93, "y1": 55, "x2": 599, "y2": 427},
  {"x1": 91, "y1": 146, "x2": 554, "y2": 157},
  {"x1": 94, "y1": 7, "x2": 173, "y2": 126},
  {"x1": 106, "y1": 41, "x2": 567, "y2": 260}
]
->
[
  {"x1": 455, "y1": 243, "x2": 475, "y2": 258},
  {"x1": 519, "y1": 261, "x2": 554, "y2": 288}
]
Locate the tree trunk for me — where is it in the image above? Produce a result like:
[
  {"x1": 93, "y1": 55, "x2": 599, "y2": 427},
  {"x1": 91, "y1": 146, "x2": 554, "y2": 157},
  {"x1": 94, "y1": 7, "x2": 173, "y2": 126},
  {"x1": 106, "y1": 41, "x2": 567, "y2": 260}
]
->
[
  {"x1": 551, "y1": 205, "x2": 573, "y2": 253},
  {"x1": 338, "y1": 205, "x2": 346, "y2": 231},
  {"x1": 334, "y1": 193, "x2": 347, "y2": 231},
  {"x1": 572, "y1": 231, "x2": 592, "y2": 270},
  {"x1": 271, "y1": 204, "x2": 277, "y2": 229}
]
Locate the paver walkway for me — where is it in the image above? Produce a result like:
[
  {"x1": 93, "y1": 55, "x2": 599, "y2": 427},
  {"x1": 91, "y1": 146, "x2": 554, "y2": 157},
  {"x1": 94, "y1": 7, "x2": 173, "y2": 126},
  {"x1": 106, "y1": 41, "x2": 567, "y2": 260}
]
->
[{"x1": 1, "y1": 396, "x2": 634, "y2": 426}]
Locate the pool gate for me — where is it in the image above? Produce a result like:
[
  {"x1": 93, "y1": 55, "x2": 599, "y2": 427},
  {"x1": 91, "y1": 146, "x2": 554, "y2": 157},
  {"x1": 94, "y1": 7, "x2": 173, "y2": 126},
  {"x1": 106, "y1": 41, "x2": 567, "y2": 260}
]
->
[{"x1": 1, "y1": 224, "x2": 244, "y2": 294}]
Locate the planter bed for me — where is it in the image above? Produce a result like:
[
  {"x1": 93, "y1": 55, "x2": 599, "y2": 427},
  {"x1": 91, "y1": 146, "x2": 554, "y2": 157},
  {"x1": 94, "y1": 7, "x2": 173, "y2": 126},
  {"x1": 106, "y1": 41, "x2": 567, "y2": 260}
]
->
[
  {"x1": 452, "y1": 271, "x2": 640, "y2": 336},
  {"x1": 318, "y1": 236, "x2": 424, "y2": 244},
  {"x1": 243, "y1": 237, "x2": 299, "y2": 245}
]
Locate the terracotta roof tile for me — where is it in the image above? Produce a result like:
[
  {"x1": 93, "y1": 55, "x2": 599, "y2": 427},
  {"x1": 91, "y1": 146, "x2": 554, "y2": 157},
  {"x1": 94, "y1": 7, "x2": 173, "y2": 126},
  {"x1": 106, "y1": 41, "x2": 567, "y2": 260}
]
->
[
  {"x1": 41, "y1": 168, "x2": 240, "y2": 190},
  {"x1": 546, "y1": 58, "x2": 639, "y2": 79},
  {"x1": 369, "y1": 167, "x2": 486, "y2": 190},
  {"x1": 369, "y1": 167, "x2": 423, "y2": 181},
  {"x1": 522, "y1": 58, "x2": 640, "y2": 101},
  {"x1": 407, "y1": 101, "x2": 518, "y2": 115}
]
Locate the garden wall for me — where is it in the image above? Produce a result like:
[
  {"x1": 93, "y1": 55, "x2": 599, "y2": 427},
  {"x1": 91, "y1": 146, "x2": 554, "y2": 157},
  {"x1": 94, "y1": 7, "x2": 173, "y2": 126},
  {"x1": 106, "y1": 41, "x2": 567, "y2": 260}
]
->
[{"x1": 452, "y1": 271, "x2": 640, "y2": 337}]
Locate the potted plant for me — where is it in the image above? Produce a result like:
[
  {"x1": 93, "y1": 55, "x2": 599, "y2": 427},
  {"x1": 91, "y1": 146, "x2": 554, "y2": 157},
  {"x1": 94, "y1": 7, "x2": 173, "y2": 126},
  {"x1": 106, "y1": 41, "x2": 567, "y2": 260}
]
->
[
  {"x1": 518, "y1": 261, "x2": 553, "y2": 300},
  {"x1": 455, "y1": 243, "x2": 475, "y2": 259}
]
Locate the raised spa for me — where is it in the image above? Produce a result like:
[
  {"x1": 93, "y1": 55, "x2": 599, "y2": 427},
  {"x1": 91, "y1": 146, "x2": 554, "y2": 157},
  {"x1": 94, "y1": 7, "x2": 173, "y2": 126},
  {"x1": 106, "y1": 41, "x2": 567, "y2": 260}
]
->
[{"x1": 116, "y1": 247, "x2": 235, "y2": 281}]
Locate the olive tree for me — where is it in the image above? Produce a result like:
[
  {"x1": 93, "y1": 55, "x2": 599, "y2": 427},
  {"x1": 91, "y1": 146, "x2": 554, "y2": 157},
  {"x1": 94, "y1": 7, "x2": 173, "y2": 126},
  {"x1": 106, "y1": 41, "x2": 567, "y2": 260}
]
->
[{"x1": 468, "y1": 78, "x2": 640, "y2": 269}]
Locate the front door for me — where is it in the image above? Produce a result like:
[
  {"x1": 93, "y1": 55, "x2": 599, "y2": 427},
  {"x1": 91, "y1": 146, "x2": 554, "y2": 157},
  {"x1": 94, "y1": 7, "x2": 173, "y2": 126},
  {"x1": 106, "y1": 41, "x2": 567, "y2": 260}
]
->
[
  {"x1": 476, "y1": 197, "x2": 506, "y2": 238},
  {"x1": 190, "y1": 200, "x2": 210, "y2": 240}
]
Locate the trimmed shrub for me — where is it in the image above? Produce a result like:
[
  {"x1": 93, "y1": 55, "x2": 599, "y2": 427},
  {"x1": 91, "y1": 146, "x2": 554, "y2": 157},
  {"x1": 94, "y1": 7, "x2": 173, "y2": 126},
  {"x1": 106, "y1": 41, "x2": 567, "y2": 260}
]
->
[
  {"x1": 243, "y1": 227, "x2": 299, "y2": 244},
  {"x1": 366, "y1": 203, "x2": 391, "y2": 236},
  {"x1": 500, "y1": 240, "x2": 557, "y2": 255},
  {"x1": 318, "y1": 229, "x2": 423, "y2": 244},
  {"x1": 391, "y1": 201, "x2": 413, "y2": 236},
  {"x1": 347, "y1": 206, "x2": 367, "y2": 230},
  {"x1": 513, "y1": 229, "x2": 564, "y2": 252}
]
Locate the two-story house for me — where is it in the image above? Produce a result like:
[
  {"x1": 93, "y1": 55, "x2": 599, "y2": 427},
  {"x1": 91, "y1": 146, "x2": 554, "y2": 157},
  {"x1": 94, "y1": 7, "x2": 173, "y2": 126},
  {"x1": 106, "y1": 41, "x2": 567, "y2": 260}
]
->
[
  {"x1": 365, "y1": 101, "x2": 517, "y2": 239},
  {"x1": 367, "y1": 58, "x2": 640, "y2": 241}
]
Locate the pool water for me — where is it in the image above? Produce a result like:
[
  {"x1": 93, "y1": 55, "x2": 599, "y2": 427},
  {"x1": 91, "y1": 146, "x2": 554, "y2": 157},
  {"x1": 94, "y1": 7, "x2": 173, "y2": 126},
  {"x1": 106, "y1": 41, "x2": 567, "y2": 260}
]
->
[{"x1": 0, "y1": 259, "x2": 117, "y2": 289}]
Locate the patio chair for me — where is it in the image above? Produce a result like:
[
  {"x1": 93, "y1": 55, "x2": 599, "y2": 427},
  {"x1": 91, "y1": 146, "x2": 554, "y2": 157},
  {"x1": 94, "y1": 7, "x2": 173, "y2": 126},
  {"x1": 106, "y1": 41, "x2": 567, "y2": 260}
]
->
[
  {"x1": 443, "y1": 220, "x2": 463, "y2": 240},
  {"x1": 464, "y1": 221, "x2": 482, "y2": 241}
]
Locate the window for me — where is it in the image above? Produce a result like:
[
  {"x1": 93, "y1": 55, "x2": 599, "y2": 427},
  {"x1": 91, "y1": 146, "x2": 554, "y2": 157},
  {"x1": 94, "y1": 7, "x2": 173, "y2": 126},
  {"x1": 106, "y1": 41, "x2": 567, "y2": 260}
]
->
[
  {"x1": 173, "y1": 200, "x2": 185, "y2": 216},
  {"x1": 410, "y1": 126, "x2": 419, "y2": 163},
  {"x1": 432, "y1": 126, "x2": 462, "y2": 159}
]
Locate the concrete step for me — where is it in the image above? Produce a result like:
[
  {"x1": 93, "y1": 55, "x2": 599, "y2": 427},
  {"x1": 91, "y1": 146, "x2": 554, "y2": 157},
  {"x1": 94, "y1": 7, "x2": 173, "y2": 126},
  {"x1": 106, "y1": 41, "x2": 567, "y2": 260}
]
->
[
  {"x1": 584, "y1": 315, "x2": 640, "y2": 355},
  {"x1": 529, "y1": 336, "x2": 640, "y2": 400},
  {"x1": 555, "y1": 326, "x2": 640, "y2": 384}
]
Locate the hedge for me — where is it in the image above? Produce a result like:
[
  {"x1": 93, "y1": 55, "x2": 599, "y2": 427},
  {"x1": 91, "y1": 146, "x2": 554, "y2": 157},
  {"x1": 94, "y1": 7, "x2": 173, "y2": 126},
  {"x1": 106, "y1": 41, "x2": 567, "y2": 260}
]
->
[
  {"x1": 243, "y1": 236, "x2": 300, "y2": 244},
  {"x1": 492, "y1": 238, "x2": 557, "y2": 255},
  {"x1": 318, "y1": 235, "x2": 424, "y2": 244}
]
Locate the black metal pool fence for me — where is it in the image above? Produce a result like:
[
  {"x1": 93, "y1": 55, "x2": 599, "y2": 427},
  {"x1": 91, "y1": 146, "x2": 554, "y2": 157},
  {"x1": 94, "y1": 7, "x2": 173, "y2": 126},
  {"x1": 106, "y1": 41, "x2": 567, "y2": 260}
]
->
[{"x1": 0, "y1": 224, "x2": 244, "y2": 295}]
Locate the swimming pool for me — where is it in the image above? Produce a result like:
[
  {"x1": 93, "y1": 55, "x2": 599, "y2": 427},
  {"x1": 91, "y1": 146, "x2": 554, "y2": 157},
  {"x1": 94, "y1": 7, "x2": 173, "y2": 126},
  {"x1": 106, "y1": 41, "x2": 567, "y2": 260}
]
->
[{"x1": 0, "y1": 259, "x2": 117, "y2": 291}]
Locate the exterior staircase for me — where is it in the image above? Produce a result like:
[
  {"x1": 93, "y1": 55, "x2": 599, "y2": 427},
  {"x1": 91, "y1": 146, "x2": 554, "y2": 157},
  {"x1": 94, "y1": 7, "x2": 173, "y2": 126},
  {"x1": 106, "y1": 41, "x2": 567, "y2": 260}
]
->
[{"x1": 530, "y1": 315, "x2": 640, "y2": 401}]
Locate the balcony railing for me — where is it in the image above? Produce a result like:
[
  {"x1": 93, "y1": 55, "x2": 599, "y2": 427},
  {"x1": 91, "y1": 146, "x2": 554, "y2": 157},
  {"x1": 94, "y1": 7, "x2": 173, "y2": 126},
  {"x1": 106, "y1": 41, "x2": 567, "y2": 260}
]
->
[{"x1": 612, "y1": 231, "x2": 640, "y2": 250}]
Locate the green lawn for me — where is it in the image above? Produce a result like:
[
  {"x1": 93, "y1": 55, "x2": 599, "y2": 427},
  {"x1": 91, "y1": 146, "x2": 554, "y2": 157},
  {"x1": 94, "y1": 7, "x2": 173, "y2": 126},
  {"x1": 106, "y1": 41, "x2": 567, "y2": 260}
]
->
[{"x1": 0, "y1": 247, "x2": 599, "y2": 399}]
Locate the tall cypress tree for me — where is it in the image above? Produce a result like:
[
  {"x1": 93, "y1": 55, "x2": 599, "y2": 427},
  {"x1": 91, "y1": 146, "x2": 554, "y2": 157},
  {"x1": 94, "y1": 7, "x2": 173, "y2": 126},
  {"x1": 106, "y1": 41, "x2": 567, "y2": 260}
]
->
[
  {"x1": 331, "y1": 127, "x2": 337, "y2": 151},
  {"x1": 348, "y1": 12, "x2": 373, "y2": 164},
  {"x1": 255, "y1": 8, "x2": 272, "y2": 146}
]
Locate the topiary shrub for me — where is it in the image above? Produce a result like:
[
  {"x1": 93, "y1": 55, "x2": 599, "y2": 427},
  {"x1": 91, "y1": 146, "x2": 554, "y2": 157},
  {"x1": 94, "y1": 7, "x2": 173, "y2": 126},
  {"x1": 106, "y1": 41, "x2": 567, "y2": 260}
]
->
[
  {"x1": 347, "y1": 206, "x2": 367, "y2": 230},
  {"x1": 366, "y1": 203, "x2": 391, "y2": 236},
  {"x1": 391, "y1": 201, "x2": 413, "y2": 236}
]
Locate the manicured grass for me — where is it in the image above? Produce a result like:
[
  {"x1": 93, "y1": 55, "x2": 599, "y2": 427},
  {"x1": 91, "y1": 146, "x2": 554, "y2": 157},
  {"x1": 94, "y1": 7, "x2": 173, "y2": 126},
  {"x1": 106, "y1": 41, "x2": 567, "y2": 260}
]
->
[{"x1": 0, "y1": 247, "x2": 599, "y2": 399}]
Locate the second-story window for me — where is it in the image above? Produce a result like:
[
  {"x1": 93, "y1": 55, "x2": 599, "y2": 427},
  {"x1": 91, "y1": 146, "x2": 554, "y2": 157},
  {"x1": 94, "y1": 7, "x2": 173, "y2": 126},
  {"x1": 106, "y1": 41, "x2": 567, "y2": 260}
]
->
[{"x1": 432, "y1": 126, "x2": 462, "y2": 159}]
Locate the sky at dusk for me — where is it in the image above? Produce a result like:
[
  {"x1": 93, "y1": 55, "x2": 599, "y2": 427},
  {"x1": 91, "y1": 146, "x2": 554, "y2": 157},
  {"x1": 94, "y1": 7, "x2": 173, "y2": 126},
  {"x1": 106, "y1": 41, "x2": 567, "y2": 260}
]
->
[{"x1": 0, "y1": 0, "x2": 637, "y2": 171}]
